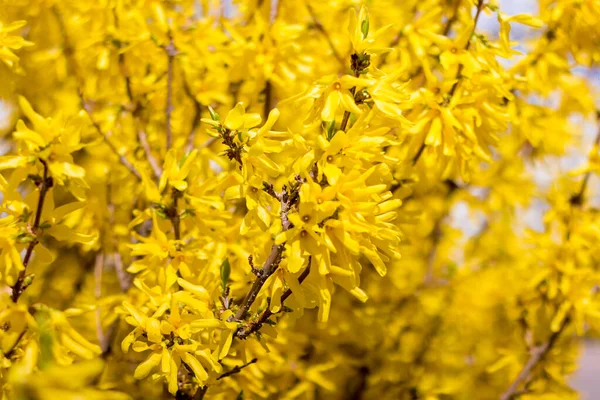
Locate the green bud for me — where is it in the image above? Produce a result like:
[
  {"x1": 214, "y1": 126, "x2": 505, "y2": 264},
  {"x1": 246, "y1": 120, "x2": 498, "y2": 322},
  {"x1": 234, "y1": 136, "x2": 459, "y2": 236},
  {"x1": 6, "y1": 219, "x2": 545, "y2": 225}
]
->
[
  {"x1": 361, "y1": 15, "x2": 369, "y2": 39},
  {"x1": 208, "y1": 105, "x2": 220, "y2": 121},
  {"x1": 220, "y1": 258, "x2": 231, "y2": 291}
]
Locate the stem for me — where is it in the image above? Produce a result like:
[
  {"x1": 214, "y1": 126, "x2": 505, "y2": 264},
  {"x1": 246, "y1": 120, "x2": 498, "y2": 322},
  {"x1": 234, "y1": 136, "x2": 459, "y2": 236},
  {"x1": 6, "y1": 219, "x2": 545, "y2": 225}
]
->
[
  {"x1": 168, "y1": 189, "x2": 182, "y2": 241},
  {"x1": 216, "y1": 358, "x2": 258, "y2": 380},
  {"x1": 236, "y1": 261, "x2": 311, "y2": 339},
  {"x1": 339, "y1": 65, "x2": 362, "y2": 132},
  {"x1": 138, "y1": 128, "x2": 163, "y2": 179},
  {"x1": 500, "y1": 317, "x2": 570, "y2": 400},
  {"x1": 413, "y1": 0, "x2": 484, "y2": 165},
  {"x1": 263, "y1": 80, "x2": 273, "y2": 119},
  {"x1": 234, "y1": 187, "x2": 294, "y2": 321},
  {"x1": 11, "y1": 160, "x2": 52, "y2": 302},
  {"x1": 501, "y1": 117, "x2": 600, "y2": 399},
  {"x1": 447, "y1": 0, "x2": 484, "y2": 98},
  {"x1": 183, "y1": 77, "x2": 203, "y2": 153}
]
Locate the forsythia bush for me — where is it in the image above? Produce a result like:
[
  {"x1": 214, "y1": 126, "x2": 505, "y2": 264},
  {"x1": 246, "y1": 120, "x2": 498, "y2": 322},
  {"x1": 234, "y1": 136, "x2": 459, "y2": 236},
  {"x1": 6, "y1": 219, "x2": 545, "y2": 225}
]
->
[{"x1": 0, "y1": 0, "x2": 599, "y2": 399}]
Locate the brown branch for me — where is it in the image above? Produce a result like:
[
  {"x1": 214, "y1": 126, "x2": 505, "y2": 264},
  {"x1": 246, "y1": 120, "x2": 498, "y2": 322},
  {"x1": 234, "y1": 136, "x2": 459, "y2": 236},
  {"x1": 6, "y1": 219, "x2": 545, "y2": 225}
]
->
[
  {"x1": 263, "y1": 80, "x2": 273, "y2": 119},
  {"x1": 447, "y1": 0, "x2": 485, "y2": 98},
  {"x1": 236, "y1": 261, "x2": 311, "y2": 339},
  {"x1": 183, "y1": 77, "x2": 203, "y2": 153},
  {"x1": 570, "y1": 112, "x2": 600, "y2": 206},
  {"x1": 501, "y1": 117, "x2": 600, "y2": 399},
  {"x1": 106, "y1": 185, "x2": 132, "y2": 291},
  {"x1": 138, "y1": 128, "x2": 163, "y2": 179},
  {"x1": 340, "y1": 55, "x2": 366, "y2": 132},
  {"x1": 500, "y1": 317, "x2": 570, "y2": 400},
  {"x1": 306, "y1": 4, "x2": 345, "y2": 67},
  {"x1": 413, "y1": 0, "x2": 484, "y2": 165},
  {"x1": 94, "y1": 252, "x2": 110, "y2": 353},
  {"x1": 234, "y1": 185, "x2": 294, "y2": 321},
  {"x1": 216, "y1": 358, "x2": 258, "y2": 380},
  {"x1": 11, "y1": 160, "x2": 52, "y2": 302}
]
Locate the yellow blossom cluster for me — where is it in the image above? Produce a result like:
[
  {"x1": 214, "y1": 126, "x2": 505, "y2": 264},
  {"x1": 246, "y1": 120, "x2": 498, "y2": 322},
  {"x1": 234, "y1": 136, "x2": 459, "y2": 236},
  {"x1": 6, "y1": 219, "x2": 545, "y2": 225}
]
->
[{"x1": 0, "y1": 0, "x2": 599, "y2": 399}]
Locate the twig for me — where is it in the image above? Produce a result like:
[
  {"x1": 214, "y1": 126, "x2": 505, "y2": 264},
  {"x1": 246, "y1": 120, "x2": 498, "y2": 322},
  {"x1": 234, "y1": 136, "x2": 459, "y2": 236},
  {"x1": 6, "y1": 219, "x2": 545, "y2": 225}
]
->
[
  {"x1": 500, "y1": 317, "x2": 570, "y2": 400},
  {"x1": 413, "y1": 0, "x2": 484, "y2": 165},
  {"x1": 11, "y1": 159, "x2": 52, "y2": 302},
  {"x1": 306, "y1": 4, "x2": 345, "y2": 67},
  {"x1": 234, "y1": 185, "x2": 295, "y2": 321},
  {"x1": 570, "y1": 112, "x2": 600, "y2": 206},
  {"x1": 138, "y1": 128, "x2": 163, "y2": 179},
  {"x1": 501, "y1": 118, "x2": 600, "y2": 399},
  {"x1": 106, "y1": 185, "x2": 132, "y2": 291},
  {"x1": 447, "y1": 0, "x2": 485, "y2": 98},
  {"x1": 183, "y1": 77, "x2": 203, "y2": 152},
  {"x1": 216, "y1": 358, "x2": 258, "y2": 380},
  {"x1": 167, "y1": 189, "x2": 183, "y2": 241},
  {"x1": 263, "y1": 80, "x2": 273, "y2": 119},
  {"x1": 94, "y1": 252, "x2": 109, "y2": 352},
  {"x1": 236, "y1": 261, "x2": 311, "y2": 339}
]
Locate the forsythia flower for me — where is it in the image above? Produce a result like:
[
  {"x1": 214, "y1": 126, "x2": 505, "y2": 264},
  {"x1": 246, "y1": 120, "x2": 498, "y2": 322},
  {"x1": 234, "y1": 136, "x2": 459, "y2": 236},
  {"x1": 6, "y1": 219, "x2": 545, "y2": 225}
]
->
[{"x1": 0, "y1": 0, "x2": 598, "y2": 399}]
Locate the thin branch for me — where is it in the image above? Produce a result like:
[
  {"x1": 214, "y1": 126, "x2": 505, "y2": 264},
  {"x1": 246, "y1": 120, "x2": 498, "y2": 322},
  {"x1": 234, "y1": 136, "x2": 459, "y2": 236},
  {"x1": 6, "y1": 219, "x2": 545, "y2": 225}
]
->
[
  {"x1": 234, "y1": 185, "x2": 295, "y2": 321},
  {"x1": 413, "y1": 0, "x2": 484, "y2": 165},
  {"x1": 11, "y1": 160, "x2": 52, "y2": 302},
  {"x1": 236, "y1": 261, "x2": 311, "y2": 339},
  {"x1": 216, "y1": 358, "x2": 258, "y2": 380},
  {"x1": 306, "y1": 4, "x2": 345, "y2": 67},
  {"x1": 94, "y1": 252, "x2": 109, "y2": 353},
  {"x1": 500, "y1": 317, "x2": 570, "y2": 400},
  {"x1": 447, "y1": 0, "x2": 485, "y2": 98},
  {"x1": 501, "y1": 117, "x2": 600, "y2": 399},
  {"x1": 167, "y1": 189, "x2": 183, "y2": 241},
  {"x1": 263, "y1": 80, "x2": 273, "y2": 119},
  {"x1": 570, "y1": 112, "x2": 600, "y2": 206},
  {"x1": 138, "y1": 128, "x2": 163, "y2": 179},
  {"x1": 183, "y1": 77, "x2": 203, "y2": 153},
  {"x1": 107, "y1": 185, "x2": 132, "y2": 291}
]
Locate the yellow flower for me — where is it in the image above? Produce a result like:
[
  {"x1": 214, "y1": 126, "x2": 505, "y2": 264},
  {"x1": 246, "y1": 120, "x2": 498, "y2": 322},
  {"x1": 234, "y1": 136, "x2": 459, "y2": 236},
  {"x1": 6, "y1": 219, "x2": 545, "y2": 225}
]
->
[{"x1": 0, "y1": 20, "x2": 33, "y2": 70}]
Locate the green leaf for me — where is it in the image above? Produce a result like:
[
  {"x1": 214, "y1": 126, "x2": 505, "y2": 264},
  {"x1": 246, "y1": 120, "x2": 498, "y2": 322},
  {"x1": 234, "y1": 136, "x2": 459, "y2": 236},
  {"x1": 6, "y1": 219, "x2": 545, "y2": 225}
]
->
[
  {"x1": 208, "y1": 106, "x2": 220, "y2": 121},
  {"x1": 220, "y1": 258, "x2": 231, "y2": 290},
  {"x1": 326, "y1": 120, "x2": 336, "y2": 141},
  {"x1": 361, "y1": 15, "x2": 369, "y2": 39},
  {"x1": 236, "y1": 391, "x2": 244, "y2": 400}
]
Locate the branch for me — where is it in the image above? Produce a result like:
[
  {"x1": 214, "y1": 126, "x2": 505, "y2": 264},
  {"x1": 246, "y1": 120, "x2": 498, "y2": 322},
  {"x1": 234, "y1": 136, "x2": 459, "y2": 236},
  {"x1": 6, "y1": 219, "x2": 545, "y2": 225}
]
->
[
  {"x1": 11, "y1": 159, "x2": 52, "y2": 302},
  {"x1": 94, "y1": 252, "x2": 110, "y2": 353},
  {"x1": 234, "y1": 185, "x2": 295, "y2": 321},
  {"x1": 137, "y1": 128, "x2": 163, "y2": 179},
  {"x1": 106, "y1": 184, "x2": 132, "y2": 291},
  {"x1": 183, "y1": 76, "x2": 203, "y2": 153},
  {"x1": 447, "y1": 0, "x2": 485, "y2": 98},
  {"x1": 501, "y1": 118, "x2": 600, "y2": 398},
  {"x1": 236, "y1": 261, "x2": 311, "y2": 339},
  {"x1": 263, "y1": 80, "x2": 273, "y2": 119},
  {"x1": 413, "y1": 0, "x2": 484, "y2": 165},
  {"x1": 570, "y1": 112, "x2": 600, "y2": 206},
  {"x1": 500, "y1": 317, "x2": 570, "y2": 400},
  {"x1": 216, "y1": 358, "x2": 258, "y2": 380}
]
